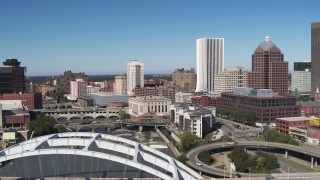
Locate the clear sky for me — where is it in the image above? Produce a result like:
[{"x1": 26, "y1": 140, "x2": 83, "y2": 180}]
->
[{"x1": 0, "y1": 0, "x2": 319, "y2": 76}]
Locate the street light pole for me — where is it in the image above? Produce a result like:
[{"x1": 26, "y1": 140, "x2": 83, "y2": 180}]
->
[
  {"x1": 287, "y1": 166, "x2": 290, "y2": 180},
  {"x1": 248, "y1": 168, "x2": 251, "y2": 180}
]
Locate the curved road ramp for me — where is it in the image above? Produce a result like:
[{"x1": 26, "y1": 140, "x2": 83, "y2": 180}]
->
[
  {"x1": 0, "y1": 132, "x2": 202, "y2": 180},
  {"x1": 187, "y1": 142, "x2": 320, "y2": 179}
]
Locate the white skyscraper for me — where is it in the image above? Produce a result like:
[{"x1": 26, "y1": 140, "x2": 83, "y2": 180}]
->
[
  {"x1": 127, "y1": 60, "x2": 144, "y2": 96},
  {"x1": 195, "y1": 38, "x2": 224, "y2": 92}
]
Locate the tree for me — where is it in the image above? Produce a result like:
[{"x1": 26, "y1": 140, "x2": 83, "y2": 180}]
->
[
  {"x1": 55, "y1": 124, "x2": 68, "y2": 133},
  {"x1": 228, "y1": 146, "x2": 250, "y2": 172},
  {"x1": 119, "y1": 109, "x2": 130, "y2": 120},
  {"x1": 179, "y1": 131, "x2": 200, "y2": 153},
  {"x1": 198, "y1": 151, "x2": 214, "y2": 165},
  {"x1": 176, "y1": 153, "x2": 188, "y2": 164},
  {"x1": 27, "y1": 113, "x2": 58, "y2": 137}
]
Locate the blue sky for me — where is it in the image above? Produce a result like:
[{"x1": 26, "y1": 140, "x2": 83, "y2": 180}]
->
[{"x1": 0, "y1": 0, "x2": 319, "y2": 76}]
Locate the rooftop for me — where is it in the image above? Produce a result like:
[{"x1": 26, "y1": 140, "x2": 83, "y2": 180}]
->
[
  {"x1": 277, "y1": 116, "x2": 317, "y2": 122},
  {"x1": 255, "y1": 36, "x2": 281, "y2": 52}
]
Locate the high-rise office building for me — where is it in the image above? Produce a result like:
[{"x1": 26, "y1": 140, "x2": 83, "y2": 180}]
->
[
  {"x1": 195, "y1": 38, "x2": 224, "y2": 92},
  {"x1": 248, "y1": 36, "x2": 288, "y2": 93},
  {"x1": 291, "y1": 62, "x2": 311, "y2": 92},
  {"x1": 55, "y1": 70, "x2": 87, "y2": 93},
  {"x1": 70, "y1": 79, "x2": 87, "y2": 99},
  {"x1": 311, "y1": 22, "x2": 320, "y2": 93},
  {"x1": 294, "y1": 62, "x2": 311, "y2": 71},
  {"x1": 127, "y1": 60, "x2": 144, "y2": 96},
  {"x1": 214, "y1": 67, "x2": 248, "y2": 93},
  {"x1": 172, "y1": 68, "x2": 196, "y2": 93},
  {"x1": 0, "y1": 59, "x2": 26, "y2": 94}
]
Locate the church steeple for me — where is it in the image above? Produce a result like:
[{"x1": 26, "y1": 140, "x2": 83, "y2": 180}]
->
[{"x1": 315, "y1": 86, "x2": 320, "y2": 101}]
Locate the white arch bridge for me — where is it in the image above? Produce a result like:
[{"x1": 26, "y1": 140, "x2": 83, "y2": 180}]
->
[
  {"x1": 35, "y1": 107, "x2": 127, "y2": 120},
  {"x1": 0, "y1": 132, "x2": 202, "y2": 180}
]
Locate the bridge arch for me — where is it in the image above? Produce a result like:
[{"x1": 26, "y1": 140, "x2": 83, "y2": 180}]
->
[
  {"x1": 70, "y1": 116, "x2": 81, "y2": 120},
  {"x1": 96, "y1": 115, "x2": 107, "y2": 119},
  {"x1": 83, "y1": 116, "x2": 94, "y2": 120},
  {"x1": 57, "y1": 117, "x2": 68, "y2": 121}
]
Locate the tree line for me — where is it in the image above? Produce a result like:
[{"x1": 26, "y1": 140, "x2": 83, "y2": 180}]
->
[
  {"x1": 263, "y1": 127, "x2": 299, "y2": 145},
  {"x1": 216, "y1": 108, "x2": 256, "y2": 125}
]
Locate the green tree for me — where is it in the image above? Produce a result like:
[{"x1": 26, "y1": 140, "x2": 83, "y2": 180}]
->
[
  {"x1": 198, "y1": 151, "x2": 214, "y2": 165},
  {"x1": 27, "y1": 113, "x2": 58, "y2": 137},
  {"x1": 119, "y1": 109, "x2": 130, "y2": 120},
  {"x1": 228, "y1": 146, "x2": 250, "y2": 172},
  {"x1": 176, "y1": 153, "x2": 188, "y2": 164},
  {"x1": 55, "y1": 124, "x2": 68, "y2": 133},
  {"x1": 179, "y1": 131, "x2": 200, "y2": 153}
]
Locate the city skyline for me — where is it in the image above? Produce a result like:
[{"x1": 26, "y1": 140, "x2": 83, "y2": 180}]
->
[{"x1": 0, "y1": 0, "x2": 319, "y2": 76}]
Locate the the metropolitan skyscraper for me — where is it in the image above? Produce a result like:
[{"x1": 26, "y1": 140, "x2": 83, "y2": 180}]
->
[
  {"x1": 311, "y1": 22, "x2": 320, "y2": 93},
  {"x1": 195, "y1": 38, "x2": 224, "y2": 92}
]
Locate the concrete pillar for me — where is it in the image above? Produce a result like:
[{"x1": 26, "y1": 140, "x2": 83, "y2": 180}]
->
[
  {"x1": 311, "y1": 156, "x2": 314, "y2": 169},
  {"x1": 285, "y1": 150, "x2": 288, "y2": 158},
  {"x1": 199, "y1": 171, "x2": 202, "y2": 176},
  {"x1": 315, "y1": 159, "x2": 318, "y2": 167},
  {"x1": 139, "y1": 125, "x2": 143, "y2": 132}
]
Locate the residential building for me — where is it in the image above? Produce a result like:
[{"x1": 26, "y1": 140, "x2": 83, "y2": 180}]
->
[
  {"x1": 195, "y1": 38, "x2": 224, "y2": 92},
  {"x1": 133, "y1": 86, "x2": 175, "y2": 103},
  {"x1": 127, "y1": 60, "x2": 144, "y2": 96},
  {"x1": 311, "y1": 22, "x2": 320, "y2": 93},
  {"x1": 128, "y1": 96, "x2": 171, "y2": 117},
  {"x1": 114, "y1": 75, "x2": 127, "y2": 95},
  {"x1": 37, "y1": 84, "x2": 55, "y2": 96},
  {"x1": 170, "y1": 103, "x2": 215, "y2": 138},
  {"x1": 55, "y1": 70, "x2": 87, "y2": 93},
  {"x1": 216, "y1": 87, "x2": 300, "y2": 126},
  {"x1": 0, "y1": 93, "x2": 42, "y2": 110},
  {"x1": 214, "y1": 67, "x2": 248, "y2": 93},
  {"x1": 70, "y1": 79, "x2": 87, "y2": 99},
  {"x1": 0, "y1": 59, "x2": 26, "y2": 94},
  {"x1": 248, "y1": 36, "x2": 288, "y2": 94},
  {"x1": 172, "y1": 68, "x2": 196, "y2": 93},
  {"x1": 291, "y1": 62, "x2": 311, "y2": 92}
]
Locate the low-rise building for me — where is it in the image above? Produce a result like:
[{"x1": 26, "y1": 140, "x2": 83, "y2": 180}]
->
[
  {"x1": 0, "y1": 93, "x2": 42, "y2": 110},
  {"x1": 191, "y1": 92, "x2": 220, "y2": 107},
  {"x1": 276, "y1": 117, "x2": 311, "y2": 134},
  {"x1": 175, "y1": 92, "x2": 193, "y2": 103},
  {"x1": 128, "y1": 96, "x2": 171, "y2": 117},
  {"x1": 0, "y1": 100, "x2": 30, "y2": 128},
  {"x1": 134, "y1": 86, "x2": 175, "y2": 103},
  {"x1": 170, "y1": 103, "x2": 214, "y2": 138},
  {"x1": 88, "y1": 92, "x2": 129, "y2": 107},
  {"x1": 217, "y1": 87, "x2": 301, "y2": 127}
]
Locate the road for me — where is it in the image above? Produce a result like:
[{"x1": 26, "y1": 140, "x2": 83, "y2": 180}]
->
[{"x1": 187, "y1": 141, "x2": 320, "y2": 178}]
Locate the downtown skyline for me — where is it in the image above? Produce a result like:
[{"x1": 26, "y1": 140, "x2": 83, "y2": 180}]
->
[{"x1": 0, "y1": 0, "x2": 319, "y2": 76}]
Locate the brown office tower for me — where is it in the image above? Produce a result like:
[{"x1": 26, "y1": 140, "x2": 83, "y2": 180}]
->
[
  {"x1": 248, "y1": 36, "x2": 288, "y2": 94},
  {"x1": 0, "y1": 59, "x2": 26, "y2": 94},
  {"x1": 311, "y1": 22, "x2": 320, "y2": 93}
]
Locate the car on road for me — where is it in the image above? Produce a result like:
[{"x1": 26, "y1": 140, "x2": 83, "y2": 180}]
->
[{"x1": 196, "y1": 162, "x2": 203, "y2": 166}]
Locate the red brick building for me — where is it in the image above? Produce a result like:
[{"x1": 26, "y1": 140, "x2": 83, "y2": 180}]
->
[
  {"x1": 216, "y1": 89, "x2": 300, "y2": 126},
  {"x1": 299, "y1": 101, "x2": 320, "y2": 116},
  {"x1": 0, "y1": 93, "x2": 42, "y2": 110},
  {"x1": 276, "y1": 117, "x2": 311, "y2": 134},
  {"x1": 191, "y1": 95, "x2": 217, "y2": 107}
]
